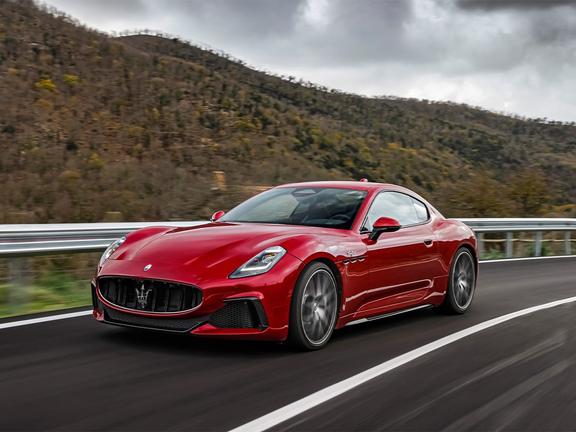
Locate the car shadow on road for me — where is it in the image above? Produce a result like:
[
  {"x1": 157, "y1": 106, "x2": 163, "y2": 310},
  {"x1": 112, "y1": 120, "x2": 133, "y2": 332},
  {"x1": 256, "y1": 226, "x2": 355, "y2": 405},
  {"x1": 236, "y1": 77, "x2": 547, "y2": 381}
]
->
[
  {"x1": 95, "y1": 307, "x2": 459, "y2": 358},
  {"x1": 97, "y1": 324, "x2": 292, "y2": 358},
  {"x1": 334, "y1": 307, "x2": 447, "y2": 340}
]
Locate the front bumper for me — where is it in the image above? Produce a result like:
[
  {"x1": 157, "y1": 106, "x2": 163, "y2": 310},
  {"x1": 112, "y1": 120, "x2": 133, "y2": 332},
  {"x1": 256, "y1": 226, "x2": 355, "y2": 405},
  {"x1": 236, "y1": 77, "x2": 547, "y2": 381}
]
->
[{"x1": 92, "y1": 253, "x2": 302, "y2": 341}]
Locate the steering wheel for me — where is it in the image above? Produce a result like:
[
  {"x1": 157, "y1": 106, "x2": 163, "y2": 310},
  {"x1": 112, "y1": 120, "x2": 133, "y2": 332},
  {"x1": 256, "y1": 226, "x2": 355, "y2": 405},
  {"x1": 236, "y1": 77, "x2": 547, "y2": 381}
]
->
[{"x1": 331, "y1": 213, "x2": 351, "y2": 223}]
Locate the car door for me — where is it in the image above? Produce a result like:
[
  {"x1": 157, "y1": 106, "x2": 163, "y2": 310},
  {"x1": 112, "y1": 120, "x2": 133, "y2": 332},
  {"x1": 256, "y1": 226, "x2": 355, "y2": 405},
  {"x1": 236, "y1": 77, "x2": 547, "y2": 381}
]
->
[{"x1": 355, "y1": 191, "x2": 441, "y2": 316}]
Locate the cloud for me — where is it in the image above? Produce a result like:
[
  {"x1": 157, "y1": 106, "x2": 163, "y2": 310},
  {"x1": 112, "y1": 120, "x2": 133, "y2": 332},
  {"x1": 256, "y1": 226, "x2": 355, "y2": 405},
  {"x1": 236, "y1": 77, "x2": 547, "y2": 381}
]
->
[
  {"x1": 456, "y1": 0, "x2": 576, "y2": 11},
  {"x1": 144, "y1": 0, "x2": 306, "y2": 46},
  {"x1": 46, "y1": 0, "x2": 148, "y2": 24},
  {"x1": 43, "y1": 0, "x2": 576, "y2": 122}
]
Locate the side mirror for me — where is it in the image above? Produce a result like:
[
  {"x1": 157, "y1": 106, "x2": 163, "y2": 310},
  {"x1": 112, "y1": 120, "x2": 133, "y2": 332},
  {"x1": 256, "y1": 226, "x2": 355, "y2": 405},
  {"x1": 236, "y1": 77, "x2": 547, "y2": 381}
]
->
[
  {"x1": 369, "y1": 217, "x2": 401, "y2": 241},
  {"x1": 210, "y1": 210, "x2": 226, "y2": 222}
]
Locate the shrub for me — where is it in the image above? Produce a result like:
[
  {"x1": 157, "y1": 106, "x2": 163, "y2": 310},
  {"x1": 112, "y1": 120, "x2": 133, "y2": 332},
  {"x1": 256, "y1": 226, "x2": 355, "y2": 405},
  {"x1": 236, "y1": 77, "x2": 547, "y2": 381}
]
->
[
  {"x1": 88, "y1": 153, "x2": 105, "y2": 170},
  {"x1": 35, "y1": 78, "x2": 57, "y2": 92},
  {"x1": 63, "y1": 74, "x2": 79, "y2": 86}
]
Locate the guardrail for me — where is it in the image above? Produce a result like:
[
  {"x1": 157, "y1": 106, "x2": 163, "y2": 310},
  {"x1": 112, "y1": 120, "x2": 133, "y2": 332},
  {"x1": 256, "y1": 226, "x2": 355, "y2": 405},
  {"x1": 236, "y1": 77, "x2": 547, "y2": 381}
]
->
[
  {"x1": 0, "y1": 218, "x2": 574, "y2": 259},
  {"x1": 0, "y1": 222, "x2": 204, "y2": 255},
  {"x1": 459, "y1": 218, "x2": 576, "y2": 259}
]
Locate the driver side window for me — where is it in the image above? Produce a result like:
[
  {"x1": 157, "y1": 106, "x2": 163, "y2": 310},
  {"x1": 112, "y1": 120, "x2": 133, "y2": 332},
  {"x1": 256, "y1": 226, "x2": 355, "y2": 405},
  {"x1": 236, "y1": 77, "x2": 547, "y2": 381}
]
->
[{"x1": 363, "y1": 192, "x2": 429, "y2": 231}]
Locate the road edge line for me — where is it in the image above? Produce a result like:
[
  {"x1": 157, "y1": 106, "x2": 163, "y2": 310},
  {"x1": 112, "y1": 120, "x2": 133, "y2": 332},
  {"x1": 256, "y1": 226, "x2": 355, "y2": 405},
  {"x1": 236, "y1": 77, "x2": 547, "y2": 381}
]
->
[
  {"x1": 0, "y1": 310, "x2": 92, "y2": 330},
  {"x1": 480, "y1": 255, "x2": 576, "y2": 264}
]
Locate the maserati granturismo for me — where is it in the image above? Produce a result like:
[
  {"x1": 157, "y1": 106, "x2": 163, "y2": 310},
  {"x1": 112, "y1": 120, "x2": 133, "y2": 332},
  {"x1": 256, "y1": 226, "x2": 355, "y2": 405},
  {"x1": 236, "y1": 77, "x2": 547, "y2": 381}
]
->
[{"x1": 92, "y1": 181, "x2": 478, "y2": 350}]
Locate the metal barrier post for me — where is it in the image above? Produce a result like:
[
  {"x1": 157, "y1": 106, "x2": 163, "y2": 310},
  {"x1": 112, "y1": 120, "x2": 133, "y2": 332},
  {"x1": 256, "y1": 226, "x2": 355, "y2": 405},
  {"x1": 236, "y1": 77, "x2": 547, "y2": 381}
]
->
[
  {"x1": 534, "y1": 231, "x2": 542, "y2": 257},
  {"x1": 565, "y1": 231, "x2": 572, "y2": 255},
  {"x1": 7, "y1": 257, "x2": 31, "y2": 314},
  {"x1": 478, "y1": 233, "x2": 485, "y2": 259},
  {"x1": 505, "y1": 232, "x2": 513, "y2": 258}
]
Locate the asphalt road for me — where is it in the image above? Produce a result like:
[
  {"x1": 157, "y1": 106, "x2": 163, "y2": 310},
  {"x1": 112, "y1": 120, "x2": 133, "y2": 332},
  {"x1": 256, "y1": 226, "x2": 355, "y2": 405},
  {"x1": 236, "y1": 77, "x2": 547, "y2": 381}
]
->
[{"x1": 1, "y1": 258, "x2": 575, "y2": 431}]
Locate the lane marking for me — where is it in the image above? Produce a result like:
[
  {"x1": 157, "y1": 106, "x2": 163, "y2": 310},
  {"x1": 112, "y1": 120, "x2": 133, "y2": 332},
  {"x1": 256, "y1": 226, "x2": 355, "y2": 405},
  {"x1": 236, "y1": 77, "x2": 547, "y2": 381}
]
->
[
  {"x1": 0, "y1": 310, "x2": 92, "y2": 330},
  {"x1": 480, "y1": 255, "x2": 576, "y2": 264},
  {"x1": 229, "y1": 295, "x2": 576, "y2": 432}
]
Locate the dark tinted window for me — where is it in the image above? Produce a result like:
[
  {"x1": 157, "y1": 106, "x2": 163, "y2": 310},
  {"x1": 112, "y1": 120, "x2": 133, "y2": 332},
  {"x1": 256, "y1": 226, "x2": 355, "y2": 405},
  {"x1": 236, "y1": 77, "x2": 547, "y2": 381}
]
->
[
  {"x1": 363, "y1": 192, "x2": 429, "y2": 231},
  {"x1": 221, "y1": 187, "x2": 367, "y2": 229}
]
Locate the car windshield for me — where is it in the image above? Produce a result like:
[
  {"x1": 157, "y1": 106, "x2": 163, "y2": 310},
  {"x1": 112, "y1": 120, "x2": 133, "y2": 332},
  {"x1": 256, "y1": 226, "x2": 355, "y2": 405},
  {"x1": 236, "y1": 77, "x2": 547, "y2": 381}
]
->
[{"x1": 220, "y1": 187, "x2": 367, "y2": 229}]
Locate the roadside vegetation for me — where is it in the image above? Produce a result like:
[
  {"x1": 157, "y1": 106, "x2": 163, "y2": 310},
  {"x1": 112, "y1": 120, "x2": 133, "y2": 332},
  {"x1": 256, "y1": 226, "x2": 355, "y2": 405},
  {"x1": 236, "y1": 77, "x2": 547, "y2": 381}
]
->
[{"x1": 0, "y1": 254, "x2": 95, "y2": 318}]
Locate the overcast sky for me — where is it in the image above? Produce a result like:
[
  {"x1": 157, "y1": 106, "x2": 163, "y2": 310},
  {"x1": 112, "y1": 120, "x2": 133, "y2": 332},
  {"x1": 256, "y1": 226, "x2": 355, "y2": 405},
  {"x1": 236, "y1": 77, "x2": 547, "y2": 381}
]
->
[{"x1": 45, "y1": 0, "x2": 576, "y2": 122}]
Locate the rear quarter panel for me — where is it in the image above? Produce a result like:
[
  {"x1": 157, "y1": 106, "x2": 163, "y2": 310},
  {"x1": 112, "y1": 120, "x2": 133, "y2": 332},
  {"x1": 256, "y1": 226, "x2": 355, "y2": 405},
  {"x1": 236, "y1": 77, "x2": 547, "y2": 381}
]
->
[{"x1": 433, "y1": 218, "x2": 478, "y2": 292}]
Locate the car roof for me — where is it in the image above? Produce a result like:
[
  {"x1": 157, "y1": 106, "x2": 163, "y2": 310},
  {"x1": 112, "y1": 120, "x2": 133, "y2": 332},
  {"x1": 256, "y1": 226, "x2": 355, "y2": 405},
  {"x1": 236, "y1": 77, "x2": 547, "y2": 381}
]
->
[{"x1": 277, "y1": 180, "x2": 402, "y2": 193}]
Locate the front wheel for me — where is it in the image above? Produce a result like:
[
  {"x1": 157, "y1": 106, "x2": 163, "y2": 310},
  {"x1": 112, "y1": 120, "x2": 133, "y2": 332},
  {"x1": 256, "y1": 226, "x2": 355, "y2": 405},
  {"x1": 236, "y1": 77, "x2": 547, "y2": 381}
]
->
[
  {"x1": 288, "y1": 262, "x2": 339, "y2": 350},
  {"x1": 442, "y1": 248, "x2": 476, "y2": 314}
]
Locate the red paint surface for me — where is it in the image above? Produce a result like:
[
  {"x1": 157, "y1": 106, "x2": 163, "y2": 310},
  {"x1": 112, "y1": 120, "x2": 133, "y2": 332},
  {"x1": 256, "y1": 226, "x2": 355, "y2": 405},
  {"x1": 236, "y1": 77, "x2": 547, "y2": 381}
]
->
[{"x1": 94, "y1": 181, "x2": 477, "y2": 341}]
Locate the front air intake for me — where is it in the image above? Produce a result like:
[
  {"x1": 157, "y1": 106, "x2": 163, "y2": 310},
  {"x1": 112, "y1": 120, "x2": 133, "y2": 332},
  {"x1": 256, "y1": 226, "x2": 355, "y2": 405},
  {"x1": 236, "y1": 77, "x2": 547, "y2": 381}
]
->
[
  {"x1": 209, "y1": 299, "x2": 268, "y2": 329},
  {"x1": 103, "y1": 306, "x2": 206, "y2": 332}
]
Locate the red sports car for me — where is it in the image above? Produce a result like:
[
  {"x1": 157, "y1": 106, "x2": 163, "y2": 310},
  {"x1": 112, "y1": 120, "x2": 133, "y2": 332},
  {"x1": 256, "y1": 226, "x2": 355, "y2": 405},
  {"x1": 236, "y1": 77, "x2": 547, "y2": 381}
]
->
[{"x1": 92, "y1": 181, "x2": 477, "y2": 350}]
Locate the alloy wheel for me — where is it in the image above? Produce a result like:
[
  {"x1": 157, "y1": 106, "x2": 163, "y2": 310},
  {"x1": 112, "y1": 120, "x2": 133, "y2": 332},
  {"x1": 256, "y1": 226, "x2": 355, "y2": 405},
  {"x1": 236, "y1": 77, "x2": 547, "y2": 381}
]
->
[
  {"x1": 452, "y1": 250, "x2": 475, "y2": 309},
  {"x1": 300, "y1": 269, "x2": 338, "y2": 345}
]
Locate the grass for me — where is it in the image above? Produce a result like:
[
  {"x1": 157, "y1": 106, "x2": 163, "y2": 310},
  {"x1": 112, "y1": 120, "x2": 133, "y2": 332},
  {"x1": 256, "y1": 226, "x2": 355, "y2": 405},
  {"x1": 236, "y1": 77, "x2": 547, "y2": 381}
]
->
[
  {"x1": 481, "y1": 250, "x2": 506, "y2": 261},
  {"x1": 0, "y1": 254, "x2": 96, "y2": 319},
  {"x1": 0, "y1": 276, "x2": 91, "y2": 318}
]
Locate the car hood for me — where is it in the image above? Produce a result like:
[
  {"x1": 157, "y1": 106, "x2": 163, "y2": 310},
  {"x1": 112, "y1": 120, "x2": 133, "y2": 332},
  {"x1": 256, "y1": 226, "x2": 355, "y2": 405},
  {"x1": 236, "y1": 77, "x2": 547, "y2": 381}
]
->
[{"x1": 109, "y1": 222, "x2": 354, "y2": 279}]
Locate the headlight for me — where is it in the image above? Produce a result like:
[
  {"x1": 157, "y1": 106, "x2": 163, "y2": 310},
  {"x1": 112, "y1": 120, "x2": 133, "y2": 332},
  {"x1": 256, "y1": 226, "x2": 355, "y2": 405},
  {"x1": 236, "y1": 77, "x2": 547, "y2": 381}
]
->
[
  {"x1": 229, "y1": 246, "x2": 287, "y2": 279},
  {"x1": 99, "y1": 236, "x2": 126, "y2": 268}
]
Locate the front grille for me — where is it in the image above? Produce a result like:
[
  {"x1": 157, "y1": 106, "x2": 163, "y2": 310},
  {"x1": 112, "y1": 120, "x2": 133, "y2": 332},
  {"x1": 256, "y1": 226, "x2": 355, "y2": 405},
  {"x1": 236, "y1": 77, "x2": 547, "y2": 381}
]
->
[
  {"x1": 209, "y1": 300, "x2": 266, "y2": 329},
  {"x1": 104, "y1": 306, "x2": 206, "y2": 332},
  {"x1": 98, "y1": 277, "x2": 202, "y2": 313}
]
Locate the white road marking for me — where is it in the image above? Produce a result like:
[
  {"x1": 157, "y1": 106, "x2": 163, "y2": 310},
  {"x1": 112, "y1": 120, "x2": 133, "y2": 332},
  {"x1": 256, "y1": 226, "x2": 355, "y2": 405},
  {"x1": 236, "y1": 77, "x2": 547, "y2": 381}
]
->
[
  {"x1": 480, "y1": 255, "x2": 576, "y2": 264},
  {"x1": 0, "y1": 310, "x2": 92, "y2": 330},
  {"x1": 229, "y1": 295, "x2": 576, "y2": 432}
]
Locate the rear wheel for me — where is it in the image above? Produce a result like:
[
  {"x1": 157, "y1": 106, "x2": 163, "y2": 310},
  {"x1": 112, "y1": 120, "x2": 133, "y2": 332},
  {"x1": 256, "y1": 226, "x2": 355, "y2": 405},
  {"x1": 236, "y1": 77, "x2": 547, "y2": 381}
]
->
[
  {"x1": 289, "y1": 262, "x2": 338, "y2": 350},
  {"x1": 442, "y1": 248, "x2": 476, "y2": 314}
]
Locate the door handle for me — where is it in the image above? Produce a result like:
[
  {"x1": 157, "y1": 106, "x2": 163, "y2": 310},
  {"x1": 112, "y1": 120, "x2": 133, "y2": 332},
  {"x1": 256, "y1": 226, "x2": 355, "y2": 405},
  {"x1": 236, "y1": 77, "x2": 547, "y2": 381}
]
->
[{"x1": 424, "y1": 239, "x2": 434, "y2": 247}]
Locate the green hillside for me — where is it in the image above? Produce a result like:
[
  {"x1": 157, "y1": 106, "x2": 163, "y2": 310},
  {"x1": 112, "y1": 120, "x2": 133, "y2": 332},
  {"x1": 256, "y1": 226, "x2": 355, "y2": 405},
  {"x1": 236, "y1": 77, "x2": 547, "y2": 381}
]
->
[{"x1": 1, "y1": 0, "x2": 575, "y2": 223}]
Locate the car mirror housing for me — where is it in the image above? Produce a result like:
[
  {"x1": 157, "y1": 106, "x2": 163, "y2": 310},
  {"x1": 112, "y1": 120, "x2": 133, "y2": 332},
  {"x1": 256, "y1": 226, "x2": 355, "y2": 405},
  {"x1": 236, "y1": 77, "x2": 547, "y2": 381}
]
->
[
  {"x1": 369, "y1": 217, "x2": 401, "y2": 241},
  {"x1": 210, "y1": 210, "x2": 226, "y2": 222}
]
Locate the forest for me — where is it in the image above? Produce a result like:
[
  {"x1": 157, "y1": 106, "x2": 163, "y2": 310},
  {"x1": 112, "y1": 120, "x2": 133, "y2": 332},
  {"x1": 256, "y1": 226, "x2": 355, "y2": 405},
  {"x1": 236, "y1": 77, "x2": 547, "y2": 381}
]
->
[{"x1": 1, "y1": 0, "x2": 575, "y2": 223}]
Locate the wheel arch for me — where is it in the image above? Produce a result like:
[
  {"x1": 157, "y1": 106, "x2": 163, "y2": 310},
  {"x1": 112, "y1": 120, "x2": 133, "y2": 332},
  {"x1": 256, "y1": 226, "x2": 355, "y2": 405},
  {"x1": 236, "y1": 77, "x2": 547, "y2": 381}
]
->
[
  {"x1": 295, "y1": 256, "x2": 344, "y2": 318},
  {"x1": 459, "y1": 242, "x2": 479, "y2": 279},
  {"x1": 313, "y1": 258, "x2": 343, "y2": 302}
]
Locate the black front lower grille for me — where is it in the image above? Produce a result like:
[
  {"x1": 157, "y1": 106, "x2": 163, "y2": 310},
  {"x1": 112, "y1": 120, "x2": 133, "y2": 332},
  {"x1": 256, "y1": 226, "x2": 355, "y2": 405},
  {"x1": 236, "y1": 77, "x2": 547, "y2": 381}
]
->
[
  {"x1": 104, "y1": 306, "x2": 206, "y2": 332},
  {"x1": 209, "y1": 300, "x2": 267, "y2": 329},
  {"x1": 98, "y1": 277, "x2": 202, "y2": 313}
]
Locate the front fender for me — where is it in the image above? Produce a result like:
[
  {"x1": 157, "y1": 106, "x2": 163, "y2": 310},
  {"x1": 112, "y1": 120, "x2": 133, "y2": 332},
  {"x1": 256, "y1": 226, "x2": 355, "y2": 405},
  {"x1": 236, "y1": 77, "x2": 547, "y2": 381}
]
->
[{"x1": 280, "y1": 233, "x2": 366, "y2": 264}]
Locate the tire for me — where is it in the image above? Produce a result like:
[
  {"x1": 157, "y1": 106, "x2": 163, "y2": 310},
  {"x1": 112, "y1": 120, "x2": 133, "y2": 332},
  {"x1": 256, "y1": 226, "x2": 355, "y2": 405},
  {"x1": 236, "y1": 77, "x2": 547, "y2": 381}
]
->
[
  {"x1": 288, "y1": 262, "x2": 339, "y2": 350},
  {"x1": 441, "y1": 247, "x2": 476, "y2": 314}
]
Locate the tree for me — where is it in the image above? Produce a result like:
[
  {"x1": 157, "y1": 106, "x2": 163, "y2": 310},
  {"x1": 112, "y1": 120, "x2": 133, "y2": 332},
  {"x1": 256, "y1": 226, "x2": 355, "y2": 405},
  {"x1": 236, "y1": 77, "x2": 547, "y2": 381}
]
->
[{"x1": 507, "y1": 169, "x2": 550, "y2": 216}]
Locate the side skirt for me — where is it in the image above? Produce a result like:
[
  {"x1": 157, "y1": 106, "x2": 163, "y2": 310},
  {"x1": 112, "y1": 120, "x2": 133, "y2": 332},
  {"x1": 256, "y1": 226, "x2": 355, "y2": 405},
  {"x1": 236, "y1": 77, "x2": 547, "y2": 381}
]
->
[{"x1": 344, "y1": 304, "x2": 434, "y2": 327}]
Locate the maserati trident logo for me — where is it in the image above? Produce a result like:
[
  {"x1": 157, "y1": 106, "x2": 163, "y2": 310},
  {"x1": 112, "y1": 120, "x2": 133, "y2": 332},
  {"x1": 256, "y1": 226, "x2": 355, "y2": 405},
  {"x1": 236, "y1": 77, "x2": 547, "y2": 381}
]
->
[
  {"x1": 135, "y1": 284, "x2": 152, "y2": 309},
  {"x1": 144, "y1": 264, "x2": 152, "y2": 272}
]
